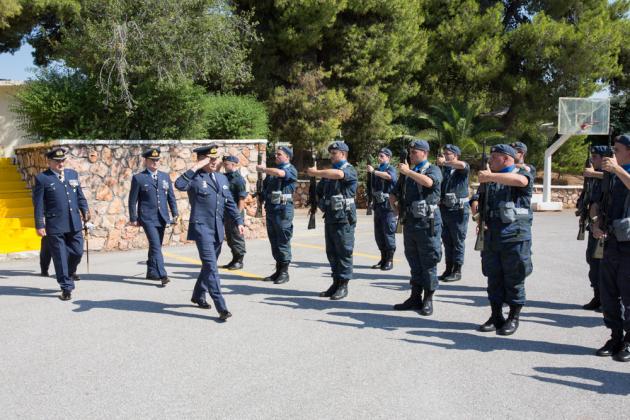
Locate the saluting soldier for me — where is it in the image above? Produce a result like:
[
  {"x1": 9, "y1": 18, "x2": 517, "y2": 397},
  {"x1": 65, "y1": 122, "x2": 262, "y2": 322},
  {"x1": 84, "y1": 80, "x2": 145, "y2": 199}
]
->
[
  {"x1": 436, "y1": 144, "x2": 470, "y2": 282},
  {"x1": 257, "y1": 146, "x2": 298, "y2": 284},
  {"x1": 591, "y1": 134, "x2": 630, "y2": 362},
  {"x1": 366, "y1": 147, "x2": 397, "y2": 271},
  {"x1": 390, "y1": 139, "x2": 442, "y2": 316},
  {"x1": 175, "y1": 144, "x2": 244, "y2": 321},
  {"x1": 512, "y1": 141, "x2": 536, "y2": 174},
  {"x1": 476, "y1": 144, "x2": 533, "y2": 336},
  {"x1": 220, "y1": 155, "x2": 248, "y2": 271},
  {"x1": 32, "y1": 148, "x2": 90, "y2": 301},
  {"x1": 579, "y1": 145, "x2": 608, "y2": 311},
  {"x1": 308, "y1": 141, "x2": 358, "y2": 300},
  {"x1": 128, "y1": 148, "x2": 179, "y2": 287}
]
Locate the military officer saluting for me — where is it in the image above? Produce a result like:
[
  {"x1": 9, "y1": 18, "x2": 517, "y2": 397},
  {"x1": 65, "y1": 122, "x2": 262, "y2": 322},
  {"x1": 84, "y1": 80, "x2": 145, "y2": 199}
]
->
[
  {"x1": 476, "y1": 144, "x2": 533, "y2": 336},
  {"x1": 128, "y1": 148, "x2": 179, "y2": 286},
  {"x1": 391, "y1": 139, "x2": 442, "y2": 316},
  {"x1": 366, "y1": 147, "x2": 397, "y2": 271},
  {"x1": 219, "y1": 155, "x2": 248, "y2": 270},
  {"x1": 436, "y1": 144, "x2": 470, "y2": 282},
  {"x1": 592, "y1": 134, "x2": 630, "y2": 362},
  {"x1": 308, "y1": 141, "x2": 358, "y2": 300},
  {"x1": 32, "y1": 148, "x2": 90, "y2": 301},
  {"x1": 175, "y1": 144, "x2": 243, "y2": 321},
  {"x1": 257, "y1": 146, "x2": 298, "y2": 284}
]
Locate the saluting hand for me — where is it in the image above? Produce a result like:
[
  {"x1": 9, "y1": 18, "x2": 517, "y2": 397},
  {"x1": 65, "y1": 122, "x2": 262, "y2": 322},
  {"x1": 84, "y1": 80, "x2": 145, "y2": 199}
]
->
[
  {"x1": 194, "y1": 157, "x2": 211, "y2": 171},
  {"x1": 478, "y1": 164, "x2": 492, "y2": 183}
]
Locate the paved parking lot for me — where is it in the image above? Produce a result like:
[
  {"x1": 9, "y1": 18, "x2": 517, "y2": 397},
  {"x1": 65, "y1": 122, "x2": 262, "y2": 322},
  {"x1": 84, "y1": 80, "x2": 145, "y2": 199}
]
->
[{"x1": 1, "y1": 210, "x2": 628, "y2": 419}]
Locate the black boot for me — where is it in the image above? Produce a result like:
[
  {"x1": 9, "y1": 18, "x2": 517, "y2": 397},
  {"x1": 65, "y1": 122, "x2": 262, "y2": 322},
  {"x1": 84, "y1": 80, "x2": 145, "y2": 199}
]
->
[
  {"x1": 582, "y1": 288, "x2": 601, "y2": 311},
  {"x1": 274, "y1": 262, "x2": 290, "y2": 284},
  {"x1": 263, "y1": 262, "x2": 280, "y2": 282},
  {"x1": 478, "y1": 302, "x2": 505, "y2": 332},
  {"x1": 319, "y1": 278, "x2": 339, "y2": 297},
  {"x1": 438, "y1": 262, "x2": 453, "y2": 281},
  {"x1": 596, "y1": 331, "x2": 624, "y2": 357},
  {"x1": 443, "y1": 263, "x2": 462, "y2": 282},
  {"x1": 420, "y1": 289, "x2": 434, "y2": 316},
  {"x1": 394, "y1": 285, "x2": 423, "y2": 310},
  {"x1": 381, "y1": 250, "x2": 394, "y2": 271},
  {"x1": 497, "y1": 304, "x2": 522, "y2": 336},
  {"x1": 613, "y1": 334, "x2": 630, "y2": 362},
  {"x1": 330, "y1": 279, "x2": 349, "y2": 300},
  {"x1": 228, "y1": 255, "x2": 244, "y2": 271},
  {"x1": 221, "y1": 257, "x2": 236, "y2": 269},
  {"x1": 371, "y1": 251, "x2": 385, "y2": 269}
]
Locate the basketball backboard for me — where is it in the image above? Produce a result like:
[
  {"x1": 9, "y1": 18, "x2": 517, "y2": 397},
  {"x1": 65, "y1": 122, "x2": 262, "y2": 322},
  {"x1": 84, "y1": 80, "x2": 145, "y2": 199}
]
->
[{"x1": 558, "y1": 97, "x2": 610, "y2": 135}]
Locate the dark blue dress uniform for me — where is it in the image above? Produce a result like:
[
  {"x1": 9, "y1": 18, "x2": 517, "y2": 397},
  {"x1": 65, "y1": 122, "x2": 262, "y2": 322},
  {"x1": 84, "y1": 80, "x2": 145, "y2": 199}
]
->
[
  {"x1": 223, "y1": 158, "x2": 248, "y2": 268},
  {"x1": 262, "y1": 154, "x2": 297, "y2": 282},
  {"x1": 317, "y1": 151, "x2": 358, "y2": 300},
  {"x1": 597, "y1": 157, "x2": 630, "y2": 360},
  {"x1": 439, "y1": 145, "x2": 470, "y2": 282},
  {"x1": 370, "y1": 149, "x2": 398, "y2": 270},
  {"x1": 128, "y1": 149, "x2": 178, "y2": 283},
  {"x1": 585, "y1": 175, "x2": 602, "y2": 304},
  {"x1": 32, "y1": 149, "x2": 89, "y2": 296},
  {"x1": 175, "y1": 148, "x2": 242, "y2": 317}
]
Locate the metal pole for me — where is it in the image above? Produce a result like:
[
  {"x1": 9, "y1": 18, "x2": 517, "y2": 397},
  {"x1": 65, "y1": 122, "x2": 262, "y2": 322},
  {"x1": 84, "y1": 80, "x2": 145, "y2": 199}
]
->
[{"x1": 542, "y1": 133, "x2": 572, "y2": 203}]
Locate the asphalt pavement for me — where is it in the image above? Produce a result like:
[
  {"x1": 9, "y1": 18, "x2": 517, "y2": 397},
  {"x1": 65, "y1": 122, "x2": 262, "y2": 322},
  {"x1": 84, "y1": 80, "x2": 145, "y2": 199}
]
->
[{"x1": 0, "y1": 210, "x2": 628, "y2": 419}]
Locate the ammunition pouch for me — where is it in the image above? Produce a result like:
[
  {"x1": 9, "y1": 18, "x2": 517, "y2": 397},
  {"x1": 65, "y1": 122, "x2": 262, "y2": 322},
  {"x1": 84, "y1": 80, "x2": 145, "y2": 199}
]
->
[
  {"x1": 442, "y1": 193, "x2": 467, "y2": 209},
  {"x1": 326, "y1": 194, "x2": 355, "y2": 211},
  {"x1": 612, "y1": 218, "x2": 630, "y2": 242},
  {"x1": 410, "y1": 200, "x2": 438, "y2": 220},
  {"x1": 270, "y1": 191, "x2": 293, "y2": 205},
  {"x1": 498, "y1": 201, "x2": 530, "y2": 223},
  {"x1": 373, "y1": 191, "x2": 389, "y2": 204}
]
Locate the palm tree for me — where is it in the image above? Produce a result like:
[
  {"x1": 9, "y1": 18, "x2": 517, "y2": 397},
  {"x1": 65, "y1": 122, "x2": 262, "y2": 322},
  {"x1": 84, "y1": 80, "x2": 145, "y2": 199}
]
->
[{"x1": 416, "y1": 100, "x2": 505, "y2": 156}]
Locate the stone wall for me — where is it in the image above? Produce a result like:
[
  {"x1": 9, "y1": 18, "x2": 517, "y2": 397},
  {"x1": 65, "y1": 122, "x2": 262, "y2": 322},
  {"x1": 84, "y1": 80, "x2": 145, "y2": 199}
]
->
[
  {"x1": 15, "y1": 139, "x2": 268, "y2": 251},
  {"x1": 532, "y1": 185, "x2": 582, "y2": 208}
]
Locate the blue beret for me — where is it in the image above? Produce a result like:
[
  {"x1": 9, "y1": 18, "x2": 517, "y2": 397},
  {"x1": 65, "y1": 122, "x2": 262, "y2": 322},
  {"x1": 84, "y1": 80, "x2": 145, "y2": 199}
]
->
[
  {"x1": 328, "y1": 141, "x2": 349, "y2": 152},
  {"x1": 615, "y1": 134, "x2": 630, "y2": 148},
  {"x1": 378, "y1": 147, "x2": 392, "y2": 157},
  {"x1": 142, "y1": 148, "x2": 161, "y2": 160},
  {"x1": 409, "y1": 139, "x2": 430, "y2": 151},
  {"x1": 47, "y1": 148, "x2": 67, "y2": 160},
  {"x1": 222, "y1": 155, "x2": 239, "y2": 164},
  {"x1": 591, "y1": 145, "x2": 612, "y2": 156},
  {"x1": 511, "y1": 141, "x2": 528, "y2": 153},
  {"x1": 277, "y1": 145, "x2": 293, "y2": 159},
  {"x1": 193, "y1": 144, "x2": 220, "y2": 157},
  {"x1": 490, "y1": 144, "x2": 517, "y2": 159},
  {"x1": 443, "y1": 144, "x2": 461, "y2": 156}
]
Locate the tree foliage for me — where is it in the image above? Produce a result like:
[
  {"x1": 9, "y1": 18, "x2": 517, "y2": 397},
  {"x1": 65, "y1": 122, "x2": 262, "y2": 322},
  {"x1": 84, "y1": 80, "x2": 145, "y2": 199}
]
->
[{"x1": 204, "y1": 95, "x2": 269, "y2": 139}]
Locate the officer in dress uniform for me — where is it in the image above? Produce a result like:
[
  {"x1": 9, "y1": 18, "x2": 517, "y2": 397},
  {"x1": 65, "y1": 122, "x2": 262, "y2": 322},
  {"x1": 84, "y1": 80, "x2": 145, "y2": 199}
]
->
[
  {"x1": 390, "y1": 139, "x2": 442, "y2": 316},
  {"x1": 592, "y1": 134, "x2": 630, "y2": 362},
  {"x1": 175, "y1": 144, "x2": 243, "y2": 321},
  {"x1": 32, "y1": 148, "x2": 90, "y2": 301},
  {"x1": 257, "y1": 146, "x2": 298, "y2": 284},
  {"x1": 437, "y1": 144, "x2": 470, "y2": 282},
  {"x1": 512, "y1": 141, "x2": 536, "y2": 174},
  {"x1": 366, "y1": 147, "x2": 397, "y2": 271},
  {"x1": 128, "y1": 148, "x2": 179, "y2": 286},
  {"x1": 39, "y1": 236, "x2": 51, "y2": 276},
  {"x1": 308, "y1": 141, "x2": 358, "y2": 301},
  {"x1": 220, "y1": 155, "x2": 248, "y2": 271},
  {"x1": 579, "y1": 145, "x2": 608, "y2": 311},
  {"x1": 476, "y1": 144, "x2": 533, "y2": 336}
]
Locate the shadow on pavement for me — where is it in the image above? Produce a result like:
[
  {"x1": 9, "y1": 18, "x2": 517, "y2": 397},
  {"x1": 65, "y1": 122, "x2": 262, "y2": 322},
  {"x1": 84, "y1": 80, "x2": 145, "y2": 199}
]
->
[
  {"x1": 72, "y1": 299, "x2": 223, "y2": 322},
  {"x1": 0, "y1": 285, "x2": 59, "y2": 298},
  {"x1": 520, "y1": 311, "x2": 602, "y2": 329},
  {"x1": 524, "y1": 367, "x2": 630, "y2": 395},
  {"x1": 262, "y1": 296, "x2": 394, "y2": 313},
  {"x1": 0, "y1": 269, "x2": 44, "y2": 279},
  {"x1": 318, "y1": 310, "x2": 478, "y2": 331}
]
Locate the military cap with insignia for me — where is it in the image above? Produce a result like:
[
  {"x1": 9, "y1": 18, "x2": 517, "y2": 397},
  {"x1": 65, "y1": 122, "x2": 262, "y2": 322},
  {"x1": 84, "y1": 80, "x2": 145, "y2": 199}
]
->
[
  {"x1": 379, "y1": 147, "x2": 392, "y2": 157},
  {"x1": 409, "y1": 139, "x2": 430, "y2": 151},
  {"x1": 591, "y1": 145, "x2": 612, "y2": 156},
  {"x1": 443, "y1": 144, "x2": 461, "y2": 156},
  {"x1": 222, "y1": 155, "x2": 239, "y2": 164},
  {"x1": 193, "y1": 144, "x2": 220, "y2": 158},
  {"x1": 616, "y1": 134, "x2": 630, "y2": 147},
  {"x1": 142, "y1": 148, "x2": 161, "y2": 160},
  {"x1": 47, "y1": 148, "x2": 67, "y2": 161},
  {"x1": 490, "y1": 144, "x2": 517, "y2": 159},
  {"x1": 278, "y1": 145, "x2": 294, "y2": 159},
  {"x1": 328, "y1": 141, "x2": 349, "y2": 152},
  {"x1": 511, "y1": 141, "x2": 528, "y2": 153}
]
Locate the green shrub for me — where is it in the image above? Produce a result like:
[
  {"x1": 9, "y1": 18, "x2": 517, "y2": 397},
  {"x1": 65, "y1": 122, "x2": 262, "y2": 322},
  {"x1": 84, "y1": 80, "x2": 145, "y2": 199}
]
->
[{"x1": 204, "y1": 94, "x2": 268, "y2": 139}]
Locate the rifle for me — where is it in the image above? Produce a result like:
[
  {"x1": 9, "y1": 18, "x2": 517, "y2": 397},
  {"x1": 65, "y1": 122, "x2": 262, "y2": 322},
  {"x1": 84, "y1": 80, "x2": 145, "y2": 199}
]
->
[
  {"x1": 307, "y1": 149, "x2": 318, "y2": 230},
  {"x1": 593, "y1": 136, "x2": 614, "y2": 259},
  {"x1": 474, "y1": 141, "x2": 488, "y2": 251},
  {"x1": 395, "y1": 148, "x2": 409, "y2": 234},
  {"x1": 366, "y1": 158, "x2": 373, "y2": 216},
  {"x1": 255, "y1": 145, "x2": 264, "y2": 218},
  {"x1": 576, "y1": 148, "x2": 592, "y2": 241}
]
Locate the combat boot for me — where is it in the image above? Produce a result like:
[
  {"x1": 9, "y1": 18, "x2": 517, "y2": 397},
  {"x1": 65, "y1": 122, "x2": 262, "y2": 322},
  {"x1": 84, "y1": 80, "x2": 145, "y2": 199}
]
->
[
  {"x1": 596, "y1": 331, "x2": 623, "y2": 357},
  {"x1": 371, "y1": 251, "x2": 385, "y2": 269},
  {"x1": 221, "y1": 257, "x2": 237, "y2": 269},
  {"x1": 420, "y1": 289, "x2": 434, "y2": 316},
  {"x1": 613, "y1": 334, "x2": 630, "y2": 362},
  {"x1": 394, "y1": 285, "x2": 422, "y2": 311},
  {"x1": 274, "y1": 262, "x2": 290, "y2": 284},
  {"x1": 478, "y1": 302, "x2": 505, "y2": 332},
  {"x1": 381, "y1": 250, "x2": 394, "y2": 271},
  {"x1": 582, "y1": 288, "x2": 601, "y2": 311},
  {"x1": 438, "y1": 262, "x2": 453, "y2": 281},
  {"x1": 330, "y1": 279, "x2": 348, "y2": 300},
  {"x1": 443, "y1": 263, "x2": 462, "y2": 282},
  {"x1": 228, "y1": 255, "x2": 244, "y2": 271},
  {"x1": 263, "y1": 262, "x2": 280, "y2": 282},
  {"x1": 319, "y1": 278, "x2": 339, "y2": 297},
  {"x1": 497, "y1": 304, "x2": 522, "y2": 336}
]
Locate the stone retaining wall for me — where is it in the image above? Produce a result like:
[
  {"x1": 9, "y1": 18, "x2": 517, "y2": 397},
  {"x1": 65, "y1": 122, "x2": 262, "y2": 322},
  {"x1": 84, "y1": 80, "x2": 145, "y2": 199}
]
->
[{"x1": 15, "y1": 139, "x2": 268, "y2": 251}]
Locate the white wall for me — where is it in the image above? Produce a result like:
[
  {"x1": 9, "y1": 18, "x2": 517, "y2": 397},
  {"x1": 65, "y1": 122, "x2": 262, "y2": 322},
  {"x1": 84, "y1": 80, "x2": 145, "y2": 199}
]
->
[{"x1": 0, "y1": 82, "x2": 28, "y2": 157}]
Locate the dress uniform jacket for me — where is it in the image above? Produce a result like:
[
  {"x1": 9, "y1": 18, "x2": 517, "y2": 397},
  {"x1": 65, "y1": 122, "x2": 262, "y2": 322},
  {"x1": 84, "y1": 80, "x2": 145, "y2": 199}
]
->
[{"x1": 128, "y1": 169, "x2": 178, "y2": 226}]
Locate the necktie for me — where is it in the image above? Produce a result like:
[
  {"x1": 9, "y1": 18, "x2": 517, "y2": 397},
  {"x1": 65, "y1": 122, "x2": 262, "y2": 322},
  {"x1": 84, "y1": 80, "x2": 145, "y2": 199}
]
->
[{"x1": 210, "y1": 173, "x2": 219, "y2": 190}]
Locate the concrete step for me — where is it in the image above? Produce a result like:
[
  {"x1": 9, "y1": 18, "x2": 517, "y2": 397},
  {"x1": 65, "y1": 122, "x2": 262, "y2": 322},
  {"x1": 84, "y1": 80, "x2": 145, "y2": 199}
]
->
[
  {"x1": 0, "y1": 218, "x2": 35, "y2": 229},
  {"x1": 0, "y1": 197, "x2": 33, "y2": 208},
  {"x1": 0, "y1": 206, "x2": 34, "y2": 218}
]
